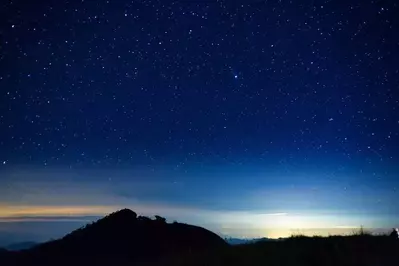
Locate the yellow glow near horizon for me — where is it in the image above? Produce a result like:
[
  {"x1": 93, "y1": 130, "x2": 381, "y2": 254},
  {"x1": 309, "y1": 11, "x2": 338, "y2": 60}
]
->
[
  {"x1": 0, "y1": 204, "x2": 384, "y2": 238},
  {"x1": 0, "y1": 205, "x2": 118, "y2": 218}
]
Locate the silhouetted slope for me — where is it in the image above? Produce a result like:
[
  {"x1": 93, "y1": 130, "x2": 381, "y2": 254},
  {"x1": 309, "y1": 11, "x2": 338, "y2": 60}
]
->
[
  {"x1": 6, "y1": 209, "x2": 226, "y2": 265},
  {"x1": 160, "y1": 234, "x2": 399, "y2": 266},
  {"x1": 0, "y1": 248, "x2": 10, "y2": 262}
]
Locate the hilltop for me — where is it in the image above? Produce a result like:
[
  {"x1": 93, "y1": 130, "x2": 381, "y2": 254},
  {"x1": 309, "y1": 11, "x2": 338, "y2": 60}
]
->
[{"x1": 0, "y1": 209, "x2": 227, "y2": 266}]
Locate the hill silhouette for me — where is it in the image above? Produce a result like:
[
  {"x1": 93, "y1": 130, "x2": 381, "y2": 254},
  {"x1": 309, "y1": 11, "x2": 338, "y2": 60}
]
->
[
  {"x1": 1, "y1": 209, "x2": 227, "y2": 266},
  {"x1": 2, "y1": 211, "x2": 399, "y2": 266}
]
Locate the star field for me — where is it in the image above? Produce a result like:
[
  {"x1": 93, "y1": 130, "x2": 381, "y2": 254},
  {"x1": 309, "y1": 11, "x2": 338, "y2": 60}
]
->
[{"x1": 0, "y1": 0, "x2": 399, "y2": 241}]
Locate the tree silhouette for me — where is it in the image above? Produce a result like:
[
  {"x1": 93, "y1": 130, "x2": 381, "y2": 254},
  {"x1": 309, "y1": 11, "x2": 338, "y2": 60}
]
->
[{"x1": 389, "y1": 228, "x2": 398, "y2": 239}]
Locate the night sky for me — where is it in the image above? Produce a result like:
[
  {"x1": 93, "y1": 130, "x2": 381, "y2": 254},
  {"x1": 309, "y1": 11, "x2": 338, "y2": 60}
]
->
[{"x1": 1, "y1": 0, "x2": 399, "y2": 244}]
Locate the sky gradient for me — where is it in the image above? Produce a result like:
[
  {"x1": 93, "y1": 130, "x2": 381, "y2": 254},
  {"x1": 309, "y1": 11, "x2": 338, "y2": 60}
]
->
[{"x1": 1, "y1": 0, "x2": 399, "y2": 245}]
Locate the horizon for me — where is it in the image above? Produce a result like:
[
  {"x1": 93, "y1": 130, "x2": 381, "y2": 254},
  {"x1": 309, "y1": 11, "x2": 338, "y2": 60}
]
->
[{"x1": 0, "y1": 206, "x2": 397, "y2": 246}]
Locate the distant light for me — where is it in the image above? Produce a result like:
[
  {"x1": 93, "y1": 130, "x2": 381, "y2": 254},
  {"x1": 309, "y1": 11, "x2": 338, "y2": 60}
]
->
[{"x1": 234, "y1": 75, "x2": 238, "y2": 79}]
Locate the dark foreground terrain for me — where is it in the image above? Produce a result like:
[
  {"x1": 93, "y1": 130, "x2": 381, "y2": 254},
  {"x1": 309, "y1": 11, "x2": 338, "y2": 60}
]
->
[
  {"x1": 162, "y1": 234, "x2": 399, "y2": 266},
  {"x1": 1, "y1": 209, "x2": 398, "y2": 266}
]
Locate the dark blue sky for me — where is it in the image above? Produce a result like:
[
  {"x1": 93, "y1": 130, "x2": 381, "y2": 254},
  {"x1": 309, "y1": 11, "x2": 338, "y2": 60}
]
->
[{"x1": 0, "y1": 0, "x2": 398, "y2": 244}]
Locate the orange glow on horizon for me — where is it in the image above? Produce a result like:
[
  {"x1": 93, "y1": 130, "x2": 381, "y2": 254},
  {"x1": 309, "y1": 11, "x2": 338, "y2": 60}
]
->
[{"x1": 0, "y1": 205, "x2": 120, "y2": 218}]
